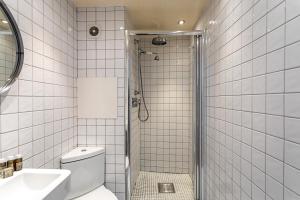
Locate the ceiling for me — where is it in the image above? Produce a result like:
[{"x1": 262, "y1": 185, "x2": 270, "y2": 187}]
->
[{"x1": 72, "y1": 0, "x2": 208, "y2": 30}]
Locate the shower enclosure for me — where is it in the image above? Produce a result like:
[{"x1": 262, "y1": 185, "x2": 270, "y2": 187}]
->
[{"x1": 125, "y1": 31, "x2": 204, "y2": 200}]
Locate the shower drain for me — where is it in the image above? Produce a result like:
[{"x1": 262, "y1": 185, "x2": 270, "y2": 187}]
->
[{"x1": 158, "y1": 183, "x2": 175, "y2": 193}]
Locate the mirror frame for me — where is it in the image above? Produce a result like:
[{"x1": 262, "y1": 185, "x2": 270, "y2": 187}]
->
[{"x1": 0, "y1": 0, "x2": 24, "y2": 94}]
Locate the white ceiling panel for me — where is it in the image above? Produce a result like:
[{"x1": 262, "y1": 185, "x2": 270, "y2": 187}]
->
[{"x1": 72, "y1": 0, "x2": 208, "y2": 30}]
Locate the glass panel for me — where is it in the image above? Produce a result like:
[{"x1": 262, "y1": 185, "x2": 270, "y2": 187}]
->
[
  {"x1": 0, "y1": 1, "x2": 23, "y2": 94},
  {"x1": 129, "y1": 34, "x2": 198, "y2": 200},
  {"x1": 0, "y1": 9, "x2": 17, "y2": 85}
]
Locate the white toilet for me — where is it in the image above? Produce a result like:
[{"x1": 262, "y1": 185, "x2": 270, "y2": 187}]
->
[{"x1": 61, "y1": 147, "x2": 118, "y2": 200}]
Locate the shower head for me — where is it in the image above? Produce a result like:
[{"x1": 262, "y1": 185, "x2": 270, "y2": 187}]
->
[{"x1": 152, "y1": 36, "x2": 167, "y2": 46}]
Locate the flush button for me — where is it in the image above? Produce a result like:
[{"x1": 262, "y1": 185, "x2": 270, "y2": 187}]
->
[{"x1": 81, "y1": 149, "x2": 87, "y2": 152}]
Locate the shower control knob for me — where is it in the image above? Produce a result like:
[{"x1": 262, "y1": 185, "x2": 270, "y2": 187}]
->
[
  {"x1": 132, "y1": 97, "x2": 140, "y2": 108},
  {"x1": 134, "y1": 90, "x2": 140, "y2": 95}
]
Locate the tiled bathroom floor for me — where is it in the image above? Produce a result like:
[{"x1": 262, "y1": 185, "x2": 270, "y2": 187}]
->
[{"x1": 131, "y1": 171, "x2": 194, "y2": 200}]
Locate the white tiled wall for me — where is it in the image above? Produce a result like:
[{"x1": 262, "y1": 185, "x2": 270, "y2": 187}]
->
[
  {"x1": 0, "y1": 0, "x2": 77, "y2": 169},
  {"x1": 139, "y1": 36, "x2": 193, "y2": 174},
  {"x1": 197, "y1": 0, "x2": 300, "y2": 199},
  {"x1": 76, "y1": 7, "x2": 126, "y2": 199}
]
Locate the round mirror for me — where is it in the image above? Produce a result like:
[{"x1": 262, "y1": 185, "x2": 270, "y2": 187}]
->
[{"x1": 0, "y1": 1, "x2": 24, "y2": 94}]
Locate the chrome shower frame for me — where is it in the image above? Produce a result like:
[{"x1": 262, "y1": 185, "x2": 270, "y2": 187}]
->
[{"x1": 124, "y1": 30, "x2": 205, "y2": 200}]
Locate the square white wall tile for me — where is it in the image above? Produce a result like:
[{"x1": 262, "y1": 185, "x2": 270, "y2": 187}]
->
[
  {"x1": 76, "y1": 7, "x2": 127, "y2": 197},
  {"x1": 138, "y1": 36, "x2": 193, "y2": 174},
  {"x1": 0, "y1": 0, "x2": 77, "y2": 169},
  {"x1": 197, "y1": 0, "x2": 300, "y2": 199}
]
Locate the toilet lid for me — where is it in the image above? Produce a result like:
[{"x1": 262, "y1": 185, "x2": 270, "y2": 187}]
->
[{"x1": 75, "y1": 186, "x2": 118, "y2": 200}]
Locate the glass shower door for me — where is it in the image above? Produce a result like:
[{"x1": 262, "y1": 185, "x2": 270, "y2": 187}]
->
[{"x1": 192, "y1": 34, "x2": 203, "y2": 200}]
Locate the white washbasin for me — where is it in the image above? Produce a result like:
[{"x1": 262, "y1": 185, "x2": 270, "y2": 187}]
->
[{"x1": 0, "y1": 168, "x2": 71, "y2": 200}]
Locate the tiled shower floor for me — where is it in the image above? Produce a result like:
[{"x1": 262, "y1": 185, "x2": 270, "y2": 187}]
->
[{"x1": 131, "y1": 171, "x2": 194, "y2": 200}]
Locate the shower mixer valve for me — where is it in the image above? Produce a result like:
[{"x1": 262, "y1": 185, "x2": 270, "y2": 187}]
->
[
  {"x1": 132, "y1": 97, "x2": 140, "y2": 108},
  {"x1": 134, "y1": 90, "x2": 140, "y2": 95}
]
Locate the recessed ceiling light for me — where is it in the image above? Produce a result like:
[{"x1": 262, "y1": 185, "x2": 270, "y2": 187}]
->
[
  {"x1": 2, "y1": 20, "x2": 8, "y2": 24},
  {"x1": 178, "y1": 20, "x2": 185, "y2": 25},
  {"x1": 209, "y1": 20, "x2": 216, "y2": 25}
]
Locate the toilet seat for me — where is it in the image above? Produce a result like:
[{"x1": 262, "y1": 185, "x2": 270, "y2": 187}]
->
[{"x1": 74, "y1": 186, "x2": 118, "y2": 200}]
